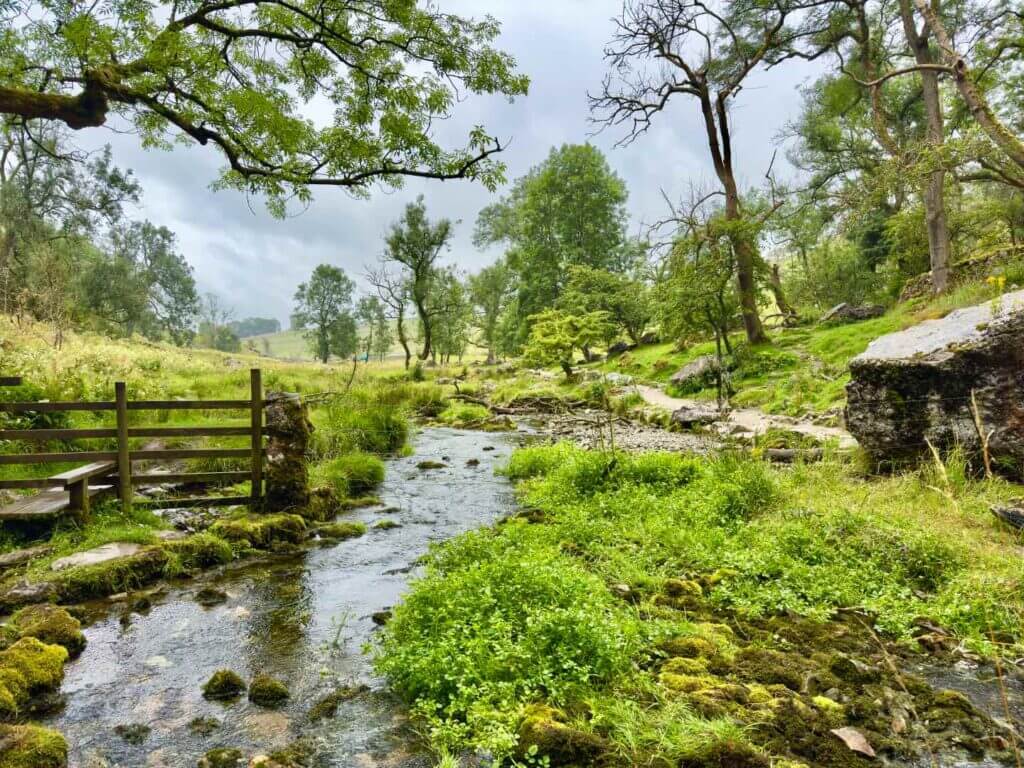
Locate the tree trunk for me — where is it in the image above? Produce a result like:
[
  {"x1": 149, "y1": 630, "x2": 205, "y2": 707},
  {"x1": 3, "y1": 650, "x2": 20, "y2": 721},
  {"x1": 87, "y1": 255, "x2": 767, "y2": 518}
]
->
[
  {"x1": 900, "y1": 0, "x2": 952, "y2": 294},
  {"x1": 723, "y1": 181, "x2": 769, "y2": 344},
  {"x1": 396, "y1": 308, "x2": 411, "y2": 370},
  {"x1": 768, "y1": 264, "x2": 799, "y2": 325}
]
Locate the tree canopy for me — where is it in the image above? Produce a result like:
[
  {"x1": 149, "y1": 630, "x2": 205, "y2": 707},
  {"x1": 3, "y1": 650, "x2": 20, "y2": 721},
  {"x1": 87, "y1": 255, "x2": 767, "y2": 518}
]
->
[
  {"x1": 0, "y1": 0, "x2": 529, "y2": 212},
  {"x1": 293, "y1": 263, "x2": 356, "y2": 363}
]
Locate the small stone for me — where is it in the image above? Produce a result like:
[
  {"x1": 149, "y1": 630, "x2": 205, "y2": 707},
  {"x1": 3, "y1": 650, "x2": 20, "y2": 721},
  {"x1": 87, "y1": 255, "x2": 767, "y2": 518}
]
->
[
  {"x1": 373, "y1": 520, "x2": 401, "y2": 530},
  {"x1": 189, "y1": 716, "x2": 221, "y2": 736},
  {"x1": 371, "y1": 610, "x2": 392, "y2": 626},
  {"x1": 248, "y1": 674, "x2": 289, "y2": 708},
  {"x1": 466, "y1": 458, "x2": 480, "y2": 467},
  {"x1": 0, "y1": 544, "x2": 52, "y2": 570},
  {"x1": 416, "y1": 460, "x2": 446, "y2": 470},
  {"x1": 199, "y1": 748, "x2": 246, "y2": 768},
  {"x1": 202, "y1": 669, "x2": 246, "y2": 700},
  {"x1": 145, "y1": 655, "x2": 172, "y2": 669},
  {"x1": 609, "y1": 583, "x2": 632, "y2": 600}
]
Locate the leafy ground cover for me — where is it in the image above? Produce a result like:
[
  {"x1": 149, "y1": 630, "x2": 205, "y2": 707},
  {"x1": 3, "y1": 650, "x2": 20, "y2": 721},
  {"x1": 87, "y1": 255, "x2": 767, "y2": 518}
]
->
[{"x1": 375, "y1": 443, "x2": 1024, "y2": 765}]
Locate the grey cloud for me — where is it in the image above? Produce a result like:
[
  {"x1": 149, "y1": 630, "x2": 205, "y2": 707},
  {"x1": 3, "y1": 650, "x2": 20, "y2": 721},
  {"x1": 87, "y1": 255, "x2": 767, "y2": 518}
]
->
[{"x1": 75, "y1": 0, "x2": 822, "y2": 323}]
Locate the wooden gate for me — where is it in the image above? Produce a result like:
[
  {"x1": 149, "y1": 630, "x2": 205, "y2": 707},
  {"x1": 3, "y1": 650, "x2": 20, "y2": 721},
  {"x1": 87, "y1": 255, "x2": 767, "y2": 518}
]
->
[{"x1": 0, "y1": 369, "x2": 265, "y2": 520}]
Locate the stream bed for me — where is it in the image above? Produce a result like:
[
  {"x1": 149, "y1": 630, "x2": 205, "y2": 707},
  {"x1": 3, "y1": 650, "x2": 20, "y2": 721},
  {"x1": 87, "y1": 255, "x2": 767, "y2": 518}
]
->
[{"x1": 47, "y1": 427, "x2": 520, "y2": 768}]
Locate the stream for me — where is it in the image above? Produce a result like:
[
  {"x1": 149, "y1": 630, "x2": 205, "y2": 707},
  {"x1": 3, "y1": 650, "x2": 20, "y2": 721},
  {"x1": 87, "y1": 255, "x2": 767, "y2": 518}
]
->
[{"x1": 47, "y1": 427, "x2": 520, "y2": 768}]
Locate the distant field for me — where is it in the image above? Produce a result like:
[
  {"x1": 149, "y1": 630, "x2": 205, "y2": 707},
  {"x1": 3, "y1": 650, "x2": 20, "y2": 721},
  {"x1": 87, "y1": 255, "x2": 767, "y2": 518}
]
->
[{"x1": 246, "y1": 330, "x2": 313, "y2": 360}]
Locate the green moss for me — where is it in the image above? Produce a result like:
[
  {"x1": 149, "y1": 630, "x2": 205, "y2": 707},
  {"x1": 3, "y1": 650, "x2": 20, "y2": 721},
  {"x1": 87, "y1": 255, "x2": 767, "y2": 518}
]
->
[
  {"x1": 50, "y1": 548, "x2": 168, "y2": 604},
  {"x1": 9, "y1": 605, "x2": 85, "y2": 658},
  {"x1": 373, "y1": 519, "x2": 401, "y2": 530},
  {"x1": 659, "y1": 672, "x2": 719, "y2": 693},
  {"x1": 208, "y1": 514, "x2": 306, "y2": 549},
  {"x1": 248, "y1": 674, "x2": 289, "y2": 708},
  {"x1": 659, "y1": 636, "x2": 718, "y2": 659},
  {"x1": 188, "y1": 715, "x2": 220, "y2": 735},
  {"x1": 517, "y1": 704, "x2": 606, "y2": 766},
  {"x1": 339, "y1": 495, "x2": 381, "y2": 510},
  {"x1": 0, "y1": 723, "x2": 67, "y2": 768},
  {"x1": 811, "y1": 695, "x2": 846, "y2": 727},
  {"x1": 733, "y1": 647, "x2": 806, "y2": 691},
  {"x1": 301, "y1": 486, "x2": 341, "y2": 522},
  {"x1": 0, "y1": 637, "x2": 68, "y2": 720},
  {"x1": 416, "y1": 460, "x2": 446, "y2": 470},
  {"x1": 198, "y1": 748, "x2": 245, "y2": 768},
  {"x1": 662, "y1": 656, "x2": 709, "y2": 675},
  {"x1": 113, "y1": 723, "x2": 150, "y2": 744},
  {"x1": 308, "y1": 685, "x2": 369, "y2": 721},
  {"x1": 317, "y1": 522, "x2": 366, "y2": 542},
  {"x1": 201, "y1": 669, "x2": 245, "y2": 701},
  {"x1": 163, "y1": 533, "x2": 233, "y2": 569},
  {"x1": 267, "y1": 739, "x2": 316, "y2": 767}
]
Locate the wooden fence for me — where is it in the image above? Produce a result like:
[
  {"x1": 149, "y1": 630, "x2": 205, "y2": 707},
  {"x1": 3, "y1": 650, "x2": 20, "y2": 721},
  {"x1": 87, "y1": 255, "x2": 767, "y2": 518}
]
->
[{"x1": 0, "y1": 369, "x2": 265, "y2": 517}]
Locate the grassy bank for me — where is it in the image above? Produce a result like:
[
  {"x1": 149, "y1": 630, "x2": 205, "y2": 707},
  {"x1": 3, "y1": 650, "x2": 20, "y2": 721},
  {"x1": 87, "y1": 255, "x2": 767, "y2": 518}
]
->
[{"x1": 374, "y1": 444, "x2": 1024, "y2": 764}]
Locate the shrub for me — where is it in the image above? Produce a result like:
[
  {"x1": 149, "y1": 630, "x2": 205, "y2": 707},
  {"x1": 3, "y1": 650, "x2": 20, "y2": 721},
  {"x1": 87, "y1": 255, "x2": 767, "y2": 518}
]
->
[
  {"x1": 437, "y1": 402, "x2": 490, "y2": 426},
  {"x1": 501, "y1": 443, "x2": 581, "y2": 480}
]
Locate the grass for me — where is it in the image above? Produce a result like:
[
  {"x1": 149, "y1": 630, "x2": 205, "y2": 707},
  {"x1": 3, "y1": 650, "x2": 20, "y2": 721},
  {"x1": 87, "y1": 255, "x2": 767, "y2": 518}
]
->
[
  {"x1": 374, "y1": 443, "x2": 1024, "y2": 763},
  {"x1": 595, "y1": 277, "x2": 1016, "y2": 417}
]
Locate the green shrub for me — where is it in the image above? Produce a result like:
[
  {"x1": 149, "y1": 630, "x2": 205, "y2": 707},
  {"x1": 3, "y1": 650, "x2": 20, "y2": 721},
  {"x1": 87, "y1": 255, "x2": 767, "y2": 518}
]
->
[
  {"x1": 501, "y1": 442, "x2": 580, "y2": 480},
  {"x1": 374, "y1": 546, "x2": 640, "y2": 757},
  {"x1": 437, "y1": 402, "x2": 490, "y2": 426}
]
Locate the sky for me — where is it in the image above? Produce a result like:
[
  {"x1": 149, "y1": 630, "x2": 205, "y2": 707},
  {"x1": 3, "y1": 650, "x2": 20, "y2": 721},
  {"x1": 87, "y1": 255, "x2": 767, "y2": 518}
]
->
[{"x1": 75, "y1": 0, "x2": 824, "y2": 325}]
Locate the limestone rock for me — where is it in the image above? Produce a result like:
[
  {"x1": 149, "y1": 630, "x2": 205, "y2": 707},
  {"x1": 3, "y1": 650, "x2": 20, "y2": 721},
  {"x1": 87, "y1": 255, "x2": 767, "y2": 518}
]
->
[
  {"x1": 0, "y1": 544, "x2": 52, "y2": 571},
  {"x1": 670, "y1": 403, "x2": 721, "y2": 428},
  {"x1": 820, "y1": 302, "x2": 886, "y2": 324},
  {"x1": 846, "y1": 290, "x2": 1024, "y2": 472},
  {"x1": 607, "y1": 341, "x2": 633, "y2": 356},
  {"x1": 51, "y1": 542, "x2": 144, "y2": 571},
  {"x1": 669, "y1": 355, "x2": 723, "y2": 392}
]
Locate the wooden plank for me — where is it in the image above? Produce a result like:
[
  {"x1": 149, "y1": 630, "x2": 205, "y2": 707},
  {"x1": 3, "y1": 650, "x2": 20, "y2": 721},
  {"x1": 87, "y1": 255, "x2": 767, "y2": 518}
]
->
[
  {"x1": 0, "y1": 428, "x2": 118, "y2": 441},
  {"x1": 0, "y1": 485, "x2": 111, "y2": 521},
  {"x1": 116, "y1": 382, "x2": 130, "y2": 511},
  {"x1": 50, "y1": 461, "x2": 117, "y2": 487},
  {"x1": 112, "y1": 472, "x2": 250, "y2": 486},
  {"x1": 250, "y1": 369, "x2": 263, "y2": 505},
  {"x1": 129, "y1": 448, "x2": 255, "y2": 461},
  {"x1": 135, "y1": 495, "x2": 251, "y2": 509},
  {"x1": 126, "y1": 400, "x2": 253, "y2": 411},
  {"x1": 0, "y1": 426, "x2": 256, "y2": 441},
  {"x1": 0, "y1": 377, "x2": 23, "y2": 386},
  {"x1": 0, "y1": 479, "x2": 62, "y2": 490},
  {"x1": 0, "y1": 401, "x2": 115, "y2": 412},
  {"x1": 0, "y1": 451, "x2": 117, "y2": 465}
]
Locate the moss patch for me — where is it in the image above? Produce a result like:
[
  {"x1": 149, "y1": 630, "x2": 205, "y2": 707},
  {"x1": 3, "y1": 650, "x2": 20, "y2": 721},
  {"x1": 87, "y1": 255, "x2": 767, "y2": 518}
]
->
[
  {"x1": 316, "y1": 522, "x2": 366, "y2": 542},
  {"x1": 198, "y1": 748, "x2": 245, "y2": 768},
  {"x1": 308, "y1": 685, "x2": 369, "y2": 721},
  {"x1": 9, "y1": 605, "x2": 85, "y2": 658},
  {"x1": 208, "y1": 514, "x2": 306, "y2": 549},
  {"x1": 201, "y1": 669, "x2": 245, "y2": 701},
  {"x1": 0, "y1": 637, "x2": 67, "y2": 720},
  {"x1": 517, "y1": 704, "x2": 606, "y2": 766},
  {"x1": 248, "y1": 674, "x2": 289, "y2": 708},
  {"x1": 0, "y1": 723, "x2": 67, "y2": 768}
]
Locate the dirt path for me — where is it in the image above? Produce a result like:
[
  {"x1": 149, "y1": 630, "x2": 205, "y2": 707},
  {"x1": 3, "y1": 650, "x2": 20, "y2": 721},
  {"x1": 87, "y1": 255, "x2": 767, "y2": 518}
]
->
[{"x1": 634, "y1": 385, "x2": 858, "y2": 449}]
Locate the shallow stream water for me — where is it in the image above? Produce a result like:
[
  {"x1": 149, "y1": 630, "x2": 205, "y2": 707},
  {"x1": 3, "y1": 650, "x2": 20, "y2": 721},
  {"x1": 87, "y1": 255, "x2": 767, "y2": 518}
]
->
[{"x1": 47, "y1": 427, "x2": 520, "y2": 768}]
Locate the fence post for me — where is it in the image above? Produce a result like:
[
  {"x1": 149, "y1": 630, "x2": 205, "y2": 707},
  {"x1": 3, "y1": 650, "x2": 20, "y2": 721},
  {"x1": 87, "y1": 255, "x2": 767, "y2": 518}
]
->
[
  {"x1": 115, "y1": 381, "x2": 131, "y2": 512},
  {"x1": 250, "y1": 369, "x2": 263, "y2": 508}
]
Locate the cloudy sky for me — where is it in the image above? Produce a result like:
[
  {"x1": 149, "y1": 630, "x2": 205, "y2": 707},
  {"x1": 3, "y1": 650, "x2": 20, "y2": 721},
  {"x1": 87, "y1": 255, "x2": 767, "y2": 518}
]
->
[{"x1": 76, "y1": 0, "x2": 824, "y2": 325}]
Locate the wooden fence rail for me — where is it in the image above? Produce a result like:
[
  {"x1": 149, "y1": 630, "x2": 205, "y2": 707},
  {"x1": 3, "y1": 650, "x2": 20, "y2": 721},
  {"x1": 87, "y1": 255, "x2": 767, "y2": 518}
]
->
[{"x1": 0, "y1": 369, "x2": 265, "y2": 519}]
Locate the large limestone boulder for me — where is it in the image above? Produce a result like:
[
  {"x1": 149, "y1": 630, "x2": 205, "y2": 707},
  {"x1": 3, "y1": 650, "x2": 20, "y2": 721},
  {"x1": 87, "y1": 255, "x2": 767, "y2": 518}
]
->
[
  {"x1": 846, "y1": 290, "x2": 1024, "y2": 473},
  {"x1": 819, "y1": 303, "x2": 886, "y2": 324},
  {"x1": 669, "y1": 355, "x2": 722, "y2": 392}
]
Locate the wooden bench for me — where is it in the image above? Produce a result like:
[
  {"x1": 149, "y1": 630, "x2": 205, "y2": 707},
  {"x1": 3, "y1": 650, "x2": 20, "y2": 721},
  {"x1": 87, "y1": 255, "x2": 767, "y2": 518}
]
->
[{"x1": 0, "y1": 461, "x2": 115, "y2": 523}]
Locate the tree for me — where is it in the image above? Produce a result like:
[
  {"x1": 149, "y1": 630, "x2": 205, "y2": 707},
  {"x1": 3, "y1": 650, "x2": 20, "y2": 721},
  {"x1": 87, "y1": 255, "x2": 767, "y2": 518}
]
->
[
  {"x1": 292, "y1": 265, "x2": 355, "y2": 363},
  {"x1": 431, "y1": 271, "x2": 472, "y2": 364},
  {"x1": 196, "y1": 292, "x2": 240, "y2": 352},
  {"x1": 383, "y1": 197, "x2": 455, "y2": 361},
  {"x1": 522, "y1": 309, "x2": 617, "y2": 379},
  {"x1": 0, "y1": 1, "x2": 529, "y2": 211},
  {"x1": 356, "y1": 296, "x2": 389, "y2": 362},
  {"x1": 592, "y1": 1, "x2": 795, "y2": 343},
  {"x1": 367, "y1": 264, "x2": 413, "y2": 369},
  {"x1": 230, "y1": 318, "x2": 282, "y2": 338},
  {"x1": 474, "y1": 144, "x2": 631, "y2": 339},
  {"x1": 468, "y1": 258, "x2": 514, "y2": 364},
  {"x1": 558, "y1": 265, "x2": 652, "y2": 346}
]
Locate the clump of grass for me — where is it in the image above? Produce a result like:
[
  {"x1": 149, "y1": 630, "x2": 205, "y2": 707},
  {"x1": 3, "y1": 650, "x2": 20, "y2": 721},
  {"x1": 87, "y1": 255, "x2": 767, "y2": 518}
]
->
[
  {"x1": 436, "y1": 402, "x2": 490, "y2": 426},
  {"x1": 311, "y1": 452, "x2": 385, "y2": 497}
]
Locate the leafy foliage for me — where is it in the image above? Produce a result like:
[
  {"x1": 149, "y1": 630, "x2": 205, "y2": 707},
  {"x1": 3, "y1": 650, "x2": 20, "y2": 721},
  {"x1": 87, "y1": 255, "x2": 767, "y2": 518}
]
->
[{"x1": 293, "y1": 265, "x2": 357, "y2": 363}]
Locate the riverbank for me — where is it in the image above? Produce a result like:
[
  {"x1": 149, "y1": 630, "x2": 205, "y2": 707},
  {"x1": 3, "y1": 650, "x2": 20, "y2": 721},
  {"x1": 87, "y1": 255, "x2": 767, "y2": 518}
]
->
[{"x1": 374, "y1": 442, "x2": 1024, "y2": 767}]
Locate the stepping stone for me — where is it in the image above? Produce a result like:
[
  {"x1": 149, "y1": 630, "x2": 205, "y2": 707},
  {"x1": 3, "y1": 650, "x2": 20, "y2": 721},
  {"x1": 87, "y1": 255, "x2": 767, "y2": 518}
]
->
[
  {"x1": 51, "y1": 542, "x2": 145, "y2": 571},
  {"x1": 0, "y1": 544, "x2": 52, "y2": 571}
]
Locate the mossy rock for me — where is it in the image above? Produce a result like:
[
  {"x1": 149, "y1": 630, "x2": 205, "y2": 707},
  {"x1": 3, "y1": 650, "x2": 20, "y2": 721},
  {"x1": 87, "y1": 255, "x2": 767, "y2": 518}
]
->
[
  {"x1": 10, "y1": 605, "x2": 85, "y2": 658},
  {"x1": 373, "y1": 519, "x2": 401, "y2": 530},
  {"x1": 209, "y1": 514, "x2": 306, "y2": 549},
  {"x1": 664, "y1": 578, "x2": 703, "y2": 599},
  {"x1": 113, "y1": 723, "x2": 150, "y2": 744},
  {"x1": 308, "y1": 684, "x2": 369, "y2": 721},
  {"x1": 201, "y1": 669, "x2": 245, "y2": 701},
  {"x1": 194, "y1": 587, "x2": 229, "y2": 607},
  {"x1": 829, "y1": 655, "x2": 881, "y2": 684},
  {"x1": 677, "y1": 736, "x2": 769, "y2": 768},
  {"x1": 198, "y1": 748, "x2": 246, "y2": 768},
  {"x1": 662, "y1": 656, "x2": 709, "y2": 675},
  {"x1": 0, "y1": 637, "x2": 68, "y2": 720},
  {"x1": 733, "y1": 647, "x2": 806, "y2": 691},
  {"x1": 811, "y1": 695, "x2": 846, "y2": 727},
  {"x1": 659, "y1": 672, "x2": 719, "y2": 693},
  {"x1": 517, "y1": 704, "x2": 606, "y2": 766},
  {"x1": 416, "y1": 460, "x2": 446, "y2": 470},
  {"x1": 0, "y1": 723, "x2": 67, "y2": 768},
  {"x1": 317, "y1": 522, "x2": 366, "y2": 542},
  {"x1": 301, "y1": 486, "x2": 341, "y2": 523},
  {"x1": 248, "y1": 674, "x2": 289, "y2": 708},
  {"x1": 339, "y1": 495, "x2": 381, "y2": 510},
  {"x1": 659, "y1": 635, "x2": 718, "y2": 659}
]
